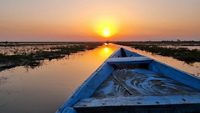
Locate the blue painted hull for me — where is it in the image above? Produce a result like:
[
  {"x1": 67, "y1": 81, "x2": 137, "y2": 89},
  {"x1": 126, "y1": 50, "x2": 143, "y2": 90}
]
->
[{"x1": 57, "y1": 48, "x2": 200, "y2": 113}]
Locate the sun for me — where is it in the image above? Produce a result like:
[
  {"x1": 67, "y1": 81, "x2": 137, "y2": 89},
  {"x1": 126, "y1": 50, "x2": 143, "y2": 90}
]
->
[
  {"x1": 103, "y1": 28, "x2": 111, "y2": 37},
  {"x1": 92, "y1": 17, "x2": 119, "y2": 38}
]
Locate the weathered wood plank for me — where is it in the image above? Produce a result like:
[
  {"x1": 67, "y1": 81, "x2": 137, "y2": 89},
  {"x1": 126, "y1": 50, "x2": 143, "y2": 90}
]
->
[
  {"x1": 112, "y1": 74, "x2": 138, "y2": 95},
  {"x1": 92, "y1": 69, "x2": 198, "y2": 98},
  {"x1": 107, "y1": 57, "x2": 153, "y2": 64},
  {"x1": 76, "y1": 104, "x2": 200, "y2": 113},
  {"x1": 60, "y1": 107, "x2": 77, "y2": 113},
  {"x1": 74, "y1": 95, "x2": 200, "y2": 108},
  {"x1": 149, "y1": 61, "x2": 200, "y2": 90}
]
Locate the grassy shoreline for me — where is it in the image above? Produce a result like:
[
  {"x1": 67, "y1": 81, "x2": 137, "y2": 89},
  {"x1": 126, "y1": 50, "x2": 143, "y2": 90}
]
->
[
  {"x1": 115, "y1": 41, "x2": 200, "y2": 63},
  {"x1": 114, "y1": 41, "x2": 200, "y2": 46},
  {"x1": 133, "y1": 45, "x2": 200, "y2": 63},
  {"x1": 0, "y1": 42, "x2": 103, "y2": 72}
]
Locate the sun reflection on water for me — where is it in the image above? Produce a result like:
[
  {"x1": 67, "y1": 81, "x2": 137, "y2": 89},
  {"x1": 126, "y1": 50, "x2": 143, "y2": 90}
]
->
[
  {"x1": 99, "y1": 45, "x2": 114, "y2": 58},
  {"x1": 104, "y1": 43, "x2": 108, "y2": 46}
]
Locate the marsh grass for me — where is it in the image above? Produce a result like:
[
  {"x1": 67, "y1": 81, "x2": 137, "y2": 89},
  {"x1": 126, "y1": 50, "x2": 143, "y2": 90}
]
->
[
  {"x1": 133, "y1": 45, "x2": 200, "y2": 63},
  {"x1": 115, "y1": 41, "x2": 200, "y2": 63},
  {"x1": 0, "y1": 42, "x2": 103, "y2": 71}
]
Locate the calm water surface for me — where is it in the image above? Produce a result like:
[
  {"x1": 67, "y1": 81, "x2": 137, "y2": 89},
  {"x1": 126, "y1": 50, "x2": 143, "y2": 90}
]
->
[
  {"x1": 0, "y1": 45, "x2": 117, "y2": 113},
  {"x1": 0, "y1": 44, "x2": 200, "y2": 113}
]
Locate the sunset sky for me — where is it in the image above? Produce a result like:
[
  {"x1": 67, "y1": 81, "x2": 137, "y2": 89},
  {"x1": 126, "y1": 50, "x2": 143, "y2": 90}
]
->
[{"x1": 0, "y1": 0, "x2": 200, "y2": 41}]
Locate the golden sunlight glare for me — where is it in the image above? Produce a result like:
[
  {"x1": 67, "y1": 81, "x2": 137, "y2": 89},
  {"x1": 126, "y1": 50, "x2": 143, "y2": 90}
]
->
[
  {"x1": 103, "y1": 28, "x2": 111, "y2": 37},
  {"x1": 92, "y1": 17, "x2": 119, "y2": 38}
]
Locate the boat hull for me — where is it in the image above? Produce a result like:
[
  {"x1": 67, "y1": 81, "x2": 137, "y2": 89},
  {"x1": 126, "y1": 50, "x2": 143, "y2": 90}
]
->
[{"x1": 57, "y1": 48, "x2": 200, "y2": 113}]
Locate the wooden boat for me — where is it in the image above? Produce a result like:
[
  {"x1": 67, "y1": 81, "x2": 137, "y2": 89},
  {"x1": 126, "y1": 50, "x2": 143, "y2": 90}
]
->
[{"x1": 57, "y1": 48, "x2": 200, "y2": 113}]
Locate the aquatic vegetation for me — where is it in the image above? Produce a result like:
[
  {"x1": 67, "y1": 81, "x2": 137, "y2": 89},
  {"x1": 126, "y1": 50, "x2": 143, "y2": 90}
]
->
[
  {"x1": 0, "y1": 42, "x2": 103, "y2": 71},
  {"x1": 133, "y1": 45, "x2": 200, "y2": 63},
  {"x1": 115, "y1": 41, "x2": 200, "y2": 63},
  {"x1": 115, "y1": 41, "x2": 200, "y2": 46}
]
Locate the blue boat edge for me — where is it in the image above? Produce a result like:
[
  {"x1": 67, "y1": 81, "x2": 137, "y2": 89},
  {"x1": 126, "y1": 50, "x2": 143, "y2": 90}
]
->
[{"x1": 56, "y1": 47, "x2": 200, "y2": 113}]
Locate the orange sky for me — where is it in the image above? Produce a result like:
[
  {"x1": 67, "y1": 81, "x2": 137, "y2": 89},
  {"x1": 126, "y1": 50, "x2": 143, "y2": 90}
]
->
[{"x1": 0, "y1": 0, "x2": 200, "y2": 41}]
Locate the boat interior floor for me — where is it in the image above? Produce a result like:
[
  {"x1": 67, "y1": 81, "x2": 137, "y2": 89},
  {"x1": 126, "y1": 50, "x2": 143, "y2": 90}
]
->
[
  {"x1": 93, "y1": 69, "x2": 199, "y2": 98},
  {"x1": 74, "y1": 68, "x2": 200, "y2": 113}
]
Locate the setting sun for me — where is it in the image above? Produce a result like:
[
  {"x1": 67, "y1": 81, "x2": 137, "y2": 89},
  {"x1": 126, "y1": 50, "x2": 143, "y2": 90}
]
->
[
  {"x1": 102, "y1": 28, "x2": 111, "y2": 37},
  {"x1": 92, "y1": 17, "x2": 120, "y2": 38}
]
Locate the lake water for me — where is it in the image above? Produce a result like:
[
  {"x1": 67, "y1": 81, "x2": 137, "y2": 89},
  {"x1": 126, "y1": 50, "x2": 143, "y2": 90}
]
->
[{"x1": 0, "y1": 44, "x2": 200, "y2": 113}]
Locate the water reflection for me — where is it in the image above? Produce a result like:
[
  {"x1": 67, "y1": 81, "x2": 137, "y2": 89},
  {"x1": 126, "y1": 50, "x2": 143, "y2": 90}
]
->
[
  {"x1": 0, "y1": 44, "x2": 117, "y2": 113},
  {"x1": 100, "y1": 46, "x2": 114, "y2": 58},
  {"x1": 0, "y1": 44, "x2": 200, "y2": 113}
]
